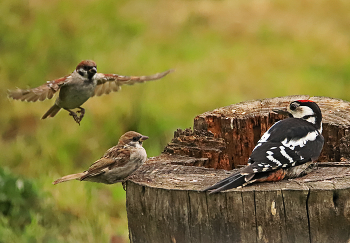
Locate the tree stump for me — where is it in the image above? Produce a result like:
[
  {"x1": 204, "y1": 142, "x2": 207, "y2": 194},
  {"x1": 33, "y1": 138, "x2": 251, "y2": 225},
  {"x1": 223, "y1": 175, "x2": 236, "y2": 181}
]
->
[{"x1": 126, "y1": 96, "x2": 350, "y2": 243}]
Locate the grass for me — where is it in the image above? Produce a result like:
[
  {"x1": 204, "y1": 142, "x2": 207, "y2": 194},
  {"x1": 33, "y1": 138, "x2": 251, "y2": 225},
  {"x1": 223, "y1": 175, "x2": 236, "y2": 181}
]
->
[{"x1": 1, "y1": 0, "x2": 350, "y2": 242}]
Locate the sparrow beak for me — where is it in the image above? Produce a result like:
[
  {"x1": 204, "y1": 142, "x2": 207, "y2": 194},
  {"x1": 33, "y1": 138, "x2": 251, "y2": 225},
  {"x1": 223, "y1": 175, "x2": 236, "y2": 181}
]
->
[
  {"x1": 140, "y1": 135, "x2": 149, "y2": 141},
  {"x1": 272, "y1": 108, "x2": 291, "y2": 117},
  {"x1": 89, "y1": 67, "x2": 97, "y2": 74}
]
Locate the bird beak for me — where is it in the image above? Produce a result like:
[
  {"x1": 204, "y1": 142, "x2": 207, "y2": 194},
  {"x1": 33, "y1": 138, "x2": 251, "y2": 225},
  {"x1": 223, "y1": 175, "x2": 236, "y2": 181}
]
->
[
  {"x1": 272, "y1": 108, "x2": 291, "y2": 117},
  {"x1": 140, "y1": 135, "x2": 149, "y2": 141},
  {"x1": 89, "y1": 67, "x2": 97, "y2": 74}
]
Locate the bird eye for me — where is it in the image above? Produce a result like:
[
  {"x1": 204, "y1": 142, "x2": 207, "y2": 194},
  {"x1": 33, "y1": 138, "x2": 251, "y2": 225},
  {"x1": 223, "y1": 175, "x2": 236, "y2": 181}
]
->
[
  {"x1": 132, "y1": 137, "x2": 138, "y2": 142},
  {"x1": 290, "y1": 103, "x2": 298, "y2": 110}
]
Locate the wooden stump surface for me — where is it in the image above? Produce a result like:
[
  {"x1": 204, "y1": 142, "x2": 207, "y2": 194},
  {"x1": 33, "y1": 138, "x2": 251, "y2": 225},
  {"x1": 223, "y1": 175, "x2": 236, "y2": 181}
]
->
[{"x1": 126, "y1": 96, "x2": 350, "y2": 243}]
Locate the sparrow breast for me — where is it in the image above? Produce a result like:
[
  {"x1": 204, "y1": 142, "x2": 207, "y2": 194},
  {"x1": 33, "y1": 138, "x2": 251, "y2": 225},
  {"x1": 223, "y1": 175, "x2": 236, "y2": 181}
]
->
[{"x1": 56, "y1": 76, "x2": 97, "y2": 109}]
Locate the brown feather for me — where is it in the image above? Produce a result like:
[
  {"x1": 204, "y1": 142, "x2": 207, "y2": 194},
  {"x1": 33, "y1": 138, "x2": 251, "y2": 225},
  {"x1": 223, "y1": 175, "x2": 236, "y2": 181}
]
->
[
  {"x1": 80, "y1": 158, "x2": 117, "y2": 180},
  {"x1": 92, "y1": 69, "x2": 173, "y2": 97},
  {"x1": 42, "y1": 104, "x2": 61, "y2": 119},
  {"x1": 8, "y1": 75, "x2": 69, "y2": 102},
  {"x1": 53, "y1": 172, "x2": 87, "y2": 185}
]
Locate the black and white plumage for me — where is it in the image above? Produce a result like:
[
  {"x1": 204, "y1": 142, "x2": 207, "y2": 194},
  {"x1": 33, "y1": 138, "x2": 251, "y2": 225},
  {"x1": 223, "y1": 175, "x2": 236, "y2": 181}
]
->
[{"x1": 204, "y1": 100, "x2": 324, "y2": 193}]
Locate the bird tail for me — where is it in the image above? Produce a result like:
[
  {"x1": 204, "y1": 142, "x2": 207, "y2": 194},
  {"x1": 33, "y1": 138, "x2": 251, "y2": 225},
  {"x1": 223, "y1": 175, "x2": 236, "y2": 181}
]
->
[
  {"x1": 42, "y1": 104, "x2": 61, "y2": 119},
  {"x1": 53, "y1": 172, "x2": 87, "y2": 185},
  {"x1": 203, "y1": 172, "x2": 247, "y2": 193}
]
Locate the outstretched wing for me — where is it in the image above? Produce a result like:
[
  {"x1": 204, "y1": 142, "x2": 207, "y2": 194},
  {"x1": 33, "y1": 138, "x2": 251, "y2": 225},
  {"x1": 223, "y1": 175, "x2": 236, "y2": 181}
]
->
[
  {"x1": 8, "y1": 76, "x2": 70, "y2": 102},
  {"x1": 92, "y1": 69, "x2": 174, "y2": 97}
]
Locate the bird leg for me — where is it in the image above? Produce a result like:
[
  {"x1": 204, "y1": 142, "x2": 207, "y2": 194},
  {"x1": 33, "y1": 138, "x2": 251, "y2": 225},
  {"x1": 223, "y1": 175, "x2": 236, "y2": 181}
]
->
[
  {"x1": 76, "y1": 107, "x2": 85, "y2": 122},
  {"x1": 64, "y1": 108, "x2": 81, "y2": 125},
  {"x1": 122, "y1": 180, "x2": 127, "y2": 191}
]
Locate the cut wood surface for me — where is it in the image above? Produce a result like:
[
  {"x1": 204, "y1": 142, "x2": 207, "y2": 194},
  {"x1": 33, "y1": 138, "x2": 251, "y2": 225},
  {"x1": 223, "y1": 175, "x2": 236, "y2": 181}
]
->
[{"x1": 126, "y1": 96, "x2": 350, "y2": 243}]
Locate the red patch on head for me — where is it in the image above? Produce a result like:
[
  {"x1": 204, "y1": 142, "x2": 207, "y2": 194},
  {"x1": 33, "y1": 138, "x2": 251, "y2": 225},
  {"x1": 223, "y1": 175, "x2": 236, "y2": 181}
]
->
[{"x1": 297, "y1": 99, "x2": 314, "y2": 103}]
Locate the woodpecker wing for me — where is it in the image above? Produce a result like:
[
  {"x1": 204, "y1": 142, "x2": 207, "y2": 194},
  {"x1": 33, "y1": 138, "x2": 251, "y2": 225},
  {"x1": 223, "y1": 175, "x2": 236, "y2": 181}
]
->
[
  {"x1": 253, "y1": 118, "x2": 324, "y2": 164},
  {"x1": 92, "y1": 69, "x2": 174, "y2": 97},
  {"x1": 8, "y1": 75, "x2": 70, "y2": 102}
]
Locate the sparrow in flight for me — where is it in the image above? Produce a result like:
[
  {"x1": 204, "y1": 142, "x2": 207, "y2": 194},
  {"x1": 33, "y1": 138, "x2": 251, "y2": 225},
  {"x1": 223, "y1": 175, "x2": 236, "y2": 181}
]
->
[
  {"x1": 8, "y1": 60, "x2": 173, "y2": 124},
  {"x1": 53, "y1": 131, "x2": 148, "y2": 185}
]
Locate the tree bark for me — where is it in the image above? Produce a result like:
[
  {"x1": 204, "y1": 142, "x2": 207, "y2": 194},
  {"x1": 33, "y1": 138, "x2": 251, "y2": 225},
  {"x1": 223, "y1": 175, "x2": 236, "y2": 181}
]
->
[{"x1": 126, "y1": 96, "x2": 350, "y2": 243}]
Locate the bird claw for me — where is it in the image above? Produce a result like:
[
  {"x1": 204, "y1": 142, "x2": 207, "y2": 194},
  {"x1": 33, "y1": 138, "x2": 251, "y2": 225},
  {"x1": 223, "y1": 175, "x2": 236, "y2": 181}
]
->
[
  {"x1": 122, "y1": 180, "x2": 127, "y2": 191},
  {"x1": 69, "y1": 112, "x2": 82, "y2": 125},
  {"x1": 68, "y1": 107, "x2": 85, "y2": 125},
  {"x1": 76, "y1": 107, "x2": 85, "y2": 123}
]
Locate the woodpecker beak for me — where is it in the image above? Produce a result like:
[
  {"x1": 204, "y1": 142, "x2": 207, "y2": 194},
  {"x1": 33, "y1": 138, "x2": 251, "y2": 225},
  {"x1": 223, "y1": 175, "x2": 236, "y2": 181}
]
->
[
  {"x1": 140, "y1": 135, "x2": 149, "y2": 142},
  {"x1": 272, "y1": 108, "x2": 291, "y2": 117},
  {"x1": 89, "y1": 67, "x2": 97, "y2": 74}
]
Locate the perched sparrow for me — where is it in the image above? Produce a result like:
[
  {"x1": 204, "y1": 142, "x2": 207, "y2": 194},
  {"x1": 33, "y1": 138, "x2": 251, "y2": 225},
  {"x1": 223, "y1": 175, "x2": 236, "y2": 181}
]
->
[
  {"x1": 53, "y1": 131, "x2": 148, "y2": 185},
  {"x1": 8, "y1": 60, "x2": 173, "y2": 124},
  {"x1": 204, "y1": 100, "x2": 324, "y2": 193}
]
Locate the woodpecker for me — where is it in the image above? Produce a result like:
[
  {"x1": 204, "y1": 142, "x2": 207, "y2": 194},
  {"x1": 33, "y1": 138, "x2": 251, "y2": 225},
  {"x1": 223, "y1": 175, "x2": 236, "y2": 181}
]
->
[{"x1": 204, "y1": 100, "x2": 324, "y2": 193}]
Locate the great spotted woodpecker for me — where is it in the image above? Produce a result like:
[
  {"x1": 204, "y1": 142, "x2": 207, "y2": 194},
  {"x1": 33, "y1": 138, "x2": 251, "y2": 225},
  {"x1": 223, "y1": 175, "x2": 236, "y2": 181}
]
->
[{"x1": 204, "y1": 100, "x2": 324, "y2": 193}]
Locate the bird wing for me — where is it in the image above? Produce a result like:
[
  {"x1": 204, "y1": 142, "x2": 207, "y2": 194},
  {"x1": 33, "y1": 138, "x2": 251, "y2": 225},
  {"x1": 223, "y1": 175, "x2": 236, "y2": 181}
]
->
[
  {"x1": 92, "y1": 69, "x2": 174, "y2": 97},
  {"x1": 246, "y1": 118, "x2": 324, "y2": 174},
  {"x1": 80, "y1": 149, "x2": 131, "y2": 180},
  {"x1": 244, "y1": 142, "x2": 307, "y2": 174},
  {"x1": 294, "y1": 133, "x2": 324, "y2": 162},
  {"x1": 260, "y1": 118, "x2": 320, "y2": 144},
  {"x1": 8, "y1": 75, "x2": 70, "y2": 102}
]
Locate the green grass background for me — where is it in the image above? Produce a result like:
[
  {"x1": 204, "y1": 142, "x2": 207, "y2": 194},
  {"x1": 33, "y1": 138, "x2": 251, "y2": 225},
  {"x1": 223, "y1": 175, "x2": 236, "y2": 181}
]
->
[{"x1": 1, "y1": 0, "x2": 350, "y2": 242}]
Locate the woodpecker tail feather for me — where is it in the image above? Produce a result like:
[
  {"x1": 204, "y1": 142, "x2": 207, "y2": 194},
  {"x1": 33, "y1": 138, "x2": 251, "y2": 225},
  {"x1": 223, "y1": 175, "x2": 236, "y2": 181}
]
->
[
  {"x1": 42, "y1": 104, "x2": 61, "y2": 119},
  {"x1": 53, "y1": 172, "x2": 86, "y2": 185},
  {"x1": 203, "y1": 173, "x2": 247, "y2": 193},
  {"x1": 204, "y1": 173, "x2": 242, "y2": 191}
]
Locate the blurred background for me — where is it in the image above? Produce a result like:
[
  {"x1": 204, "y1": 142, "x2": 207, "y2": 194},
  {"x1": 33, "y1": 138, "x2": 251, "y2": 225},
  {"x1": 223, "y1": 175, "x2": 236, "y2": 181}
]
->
[{"x1": 1, "y1": 0, "x2": 350, "y2": 242}]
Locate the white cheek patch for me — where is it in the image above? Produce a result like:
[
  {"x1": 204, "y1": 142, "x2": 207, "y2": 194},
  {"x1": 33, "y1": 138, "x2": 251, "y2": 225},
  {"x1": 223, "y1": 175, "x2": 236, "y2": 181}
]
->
[
  {"x1": 291, "y1": 106, "x2": 314, "y2": 119},
  {"x1": 282, "y1": 131, "x2": 319, "y2": 150}
]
